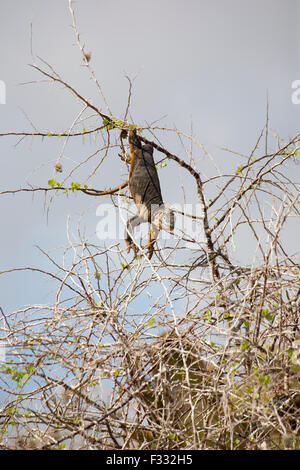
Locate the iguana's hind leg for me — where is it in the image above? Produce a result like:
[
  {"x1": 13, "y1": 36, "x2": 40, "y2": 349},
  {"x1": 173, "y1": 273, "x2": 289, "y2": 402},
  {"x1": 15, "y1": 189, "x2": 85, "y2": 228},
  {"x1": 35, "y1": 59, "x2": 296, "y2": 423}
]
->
[{"x1": 124, "y1": 215, "x2": 144, "y2": 257}]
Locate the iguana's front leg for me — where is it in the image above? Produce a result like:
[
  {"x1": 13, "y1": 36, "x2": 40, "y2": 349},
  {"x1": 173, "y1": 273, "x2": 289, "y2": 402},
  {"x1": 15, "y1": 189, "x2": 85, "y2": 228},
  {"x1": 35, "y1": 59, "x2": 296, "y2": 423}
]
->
[{"x1": 124, "y1": 215, "x2": 144, "y2": 257}]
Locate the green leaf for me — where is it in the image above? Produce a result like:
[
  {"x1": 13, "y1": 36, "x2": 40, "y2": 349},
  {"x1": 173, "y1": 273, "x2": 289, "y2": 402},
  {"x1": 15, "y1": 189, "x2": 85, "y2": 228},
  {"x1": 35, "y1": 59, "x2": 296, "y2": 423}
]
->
[
  {"x1": 258, "y1": 374, "x2": 270, "y2": 385},
  {"x1": 70, "y1": 182, "x2": 81, "y2": 192},
  {"x1": 147, "y1": 317, "x2": 155, "y2": 327},
  {"x1": 48, "y1": 178, "x2": 57, "y2": 188},
  {"x1": 235, "y1": 164, "x2": 243, "y2": 175},
  {"x1": 7, "y1": 406, "x2": 15, "y2": 415},
  {"x1": 287, "y1": 348, "x2": 293, "y2": 360},
  {"x1": 241, "y1": 339, "x2": 250, "y2": 351},
  {"x1": 224, "y1": 312, "x2": 235, "y2": 319},
  {"x1": 121, "y1": 262, "x2": 130, "y2": 270}
]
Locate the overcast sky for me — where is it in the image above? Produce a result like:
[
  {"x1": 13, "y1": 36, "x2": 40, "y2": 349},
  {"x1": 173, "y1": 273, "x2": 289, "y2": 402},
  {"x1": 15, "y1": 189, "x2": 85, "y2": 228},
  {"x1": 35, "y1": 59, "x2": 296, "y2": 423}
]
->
[{"x1": 0, "y1": 0, "x2": 300, "y2": 314}]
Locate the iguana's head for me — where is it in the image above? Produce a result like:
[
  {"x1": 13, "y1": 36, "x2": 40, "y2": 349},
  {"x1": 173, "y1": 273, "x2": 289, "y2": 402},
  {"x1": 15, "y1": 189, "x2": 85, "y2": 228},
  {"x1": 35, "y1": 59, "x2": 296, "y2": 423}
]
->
[{"x1": 128, "y1": 129, "x2": 142, "y2": 149}]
